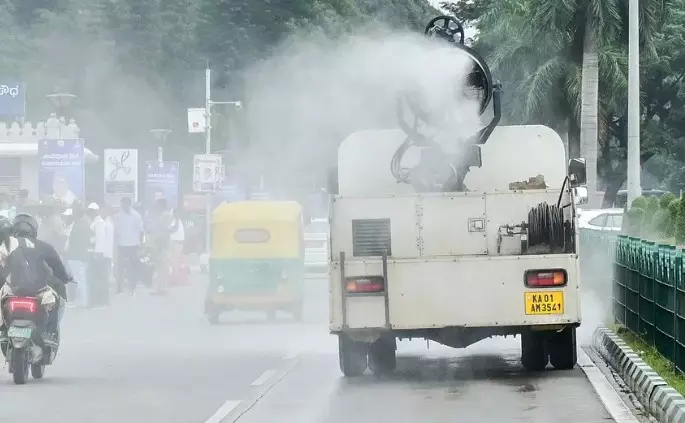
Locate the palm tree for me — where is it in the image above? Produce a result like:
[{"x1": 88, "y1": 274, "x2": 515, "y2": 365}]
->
[
  {"x1": 476, "y1": 0, "x2": 668, "y2": 200},
  {"x1": 530, "y1": 0, "x2": 669, "y2": 197}
]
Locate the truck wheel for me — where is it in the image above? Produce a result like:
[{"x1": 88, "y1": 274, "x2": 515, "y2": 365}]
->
[
  {"x1": 521, "y1": 332, "x2": 548, "y2": 371},
  {"x1": 549, "y1": 327, "x2": 577, "y2": 370},
  {"x1": 368, "y1": 338, "x2": 396, "y2": 376},
  {"x1": 338, "y1": 334, "x2": 368, "y2": 377}
]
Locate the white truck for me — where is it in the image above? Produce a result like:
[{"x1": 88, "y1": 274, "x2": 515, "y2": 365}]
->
[{"x1": 327, "y1": 15, "x2": 589, "y2": 377}]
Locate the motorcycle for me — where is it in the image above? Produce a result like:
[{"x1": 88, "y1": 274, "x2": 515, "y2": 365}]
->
[{"x1": 1, "y1": 295, "x2": 59, "y2": 384}]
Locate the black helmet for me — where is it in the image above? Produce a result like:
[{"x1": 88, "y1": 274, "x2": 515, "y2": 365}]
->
[{"x1": 12, "y1": 213, "x2": 38, "y2": 239}]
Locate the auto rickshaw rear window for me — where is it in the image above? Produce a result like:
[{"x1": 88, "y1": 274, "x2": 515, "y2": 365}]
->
[{"x1": 234, "y1": 229, "x2": 271, "y2": 243}]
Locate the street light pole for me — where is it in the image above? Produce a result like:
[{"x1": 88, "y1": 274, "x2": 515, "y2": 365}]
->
[
  {"x1": 627, "y1": 0, "x2": 641, "y2": 206},
  {"x1": 204, "y1": 67, "x2": 212, "y2": 255},
  {"x1": 202, "y1": 66, "x2": 243, "y2": 256},
  {"x1": 150, "y1": 129, "x2": 172, "y2": 162}
]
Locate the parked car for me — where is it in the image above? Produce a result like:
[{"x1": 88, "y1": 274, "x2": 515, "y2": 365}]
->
[{"x1": 577, "y1": 208, "x2": 624, "y2": 232}]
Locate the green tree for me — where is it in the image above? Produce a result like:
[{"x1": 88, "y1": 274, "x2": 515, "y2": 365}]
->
[{"x1": 472, "y1": 0, "x2": 671, "y2": 205}]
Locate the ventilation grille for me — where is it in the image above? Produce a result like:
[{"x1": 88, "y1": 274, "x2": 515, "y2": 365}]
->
[{"x1": 352, "y1": 219, "x2": 391, "y2": 257}]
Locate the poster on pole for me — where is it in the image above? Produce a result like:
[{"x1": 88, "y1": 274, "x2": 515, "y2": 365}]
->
[
  {"x1": 38, "y1": 139, "x2": 84, "y2": 206},
  {"x1": 187, "y1": 108, "x2": 206, "y2": 133},
  {"x1": 104, "y1": 148, "x2": 138, "y2": 207},
  {"x1": 193, "y1": 154, "x2": 222, "y2": 193},
  {"x1": 145, "y1": 161, "x2": 179, "y2": 208}
]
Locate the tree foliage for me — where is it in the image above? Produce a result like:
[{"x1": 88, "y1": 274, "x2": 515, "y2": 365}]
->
[
  {"x1": 451, "y1": 0, "x2": 685, "y2": 204},
  {"x1": 0, "y1": 0, "x2": 437, "y2": 153}
]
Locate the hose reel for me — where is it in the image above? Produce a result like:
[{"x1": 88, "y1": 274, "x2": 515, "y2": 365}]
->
[
  {"x1": 391, "y1": 15, "x2": 502, "y2": 192},
  {"x1": 526, "y1": 203, "x2": 573, "y2": 253}
]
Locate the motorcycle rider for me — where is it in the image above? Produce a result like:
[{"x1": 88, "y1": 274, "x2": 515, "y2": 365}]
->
[{"x1": 1, "y1": 214, "x2": 70, "y2": 344}]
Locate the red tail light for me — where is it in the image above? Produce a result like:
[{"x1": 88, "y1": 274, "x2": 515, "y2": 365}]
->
[
  {"x1": 525, "y1": 270, "x2": 567, "y2": 287},
  {"x1": 7, "y1": 297, "x2": 37, "y2": 313},
  {"x1": 345, "y1": 277, "x2": 384, "y2": 293}
]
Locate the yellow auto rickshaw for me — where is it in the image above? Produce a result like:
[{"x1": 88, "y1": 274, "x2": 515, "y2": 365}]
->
[{"x1": 204, "y1": 200, "x2": 305, "y2": 324}]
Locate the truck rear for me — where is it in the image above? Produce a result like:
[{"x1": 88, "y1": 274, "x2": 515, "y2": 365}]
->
[
  {"x1": 327, "y1": 15, "x2": 589, "y2": 377},
  {"x1": 328, "y1": 124, "x2": 589, "y2": 377}
]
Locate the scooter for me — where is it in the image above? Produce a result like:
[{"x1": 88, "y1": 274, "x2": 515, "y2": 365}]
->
[{"x1": 1, "y1": 295, "x2": 59, "y2": 384}]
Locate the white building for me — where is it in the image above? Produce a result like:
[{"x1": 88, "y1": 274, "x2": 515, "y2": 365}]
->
[{"x1": 0, "y1": 114, "x2": 98, "y2": 198}]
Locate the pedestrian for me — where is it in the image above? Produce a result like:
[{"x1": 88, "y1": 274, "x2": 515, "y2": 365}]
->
[
  {"x1": 148, "y1": 198, "x2": 175, "y2": 295},
  {"x1": 0, "y1": 192, "x2": 15, "y2": 220},
  {"x1": 87, "y1": 203, "x2": 109, "y2": 307},
  {"x1": 65, "y1": 202, "x2": 93, "y2": 308},
  {"x1": 102, "y1": 206, "x2": 115, "y2": 282},
  {"x1": 39, "y1": 202, "x2": 68, "y2": 255},
  {"x1": 15, "y1": 189, "x2": 30, "y2": 214},
  {"x1": 113, "y1": 197, "x2": 144, "y2": 295},
  {"x1": 169, "y1": 209, "x2": 187, "y2": 286}
]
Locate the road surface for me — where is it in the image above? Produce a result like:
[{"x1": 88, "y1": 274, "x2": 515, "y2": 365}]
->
[{"x1": 0, "y1": 276, "x2": 637, "y2": 423}]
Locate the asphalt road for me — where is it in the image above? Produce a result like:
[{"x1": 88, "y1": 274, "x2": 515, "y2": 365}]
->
[{"x1": 0, "y1": 276, "x2": 634, "y2": 423}]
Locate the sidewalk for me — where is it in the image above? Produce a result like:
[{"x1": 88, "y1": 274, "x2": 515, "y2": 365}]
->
[{"x1": 593, "y1": 326, "x2": 685, "y2": 423}]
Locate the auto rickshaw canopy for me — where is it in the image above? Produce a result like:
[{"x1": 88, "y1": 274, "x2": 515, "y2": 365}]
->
[{"x1": 211, "y1": 201, "x2": 303, "y2": 259}]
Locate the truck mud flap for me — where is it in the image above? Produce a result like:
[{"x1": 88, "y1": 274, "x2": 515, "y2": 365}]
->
[{"x1": 340, "y1": 251, "x2": 391, "y2": 330}]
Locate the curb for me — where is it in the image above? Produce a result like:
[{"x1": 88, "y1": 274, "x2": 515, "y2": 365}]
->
[{"x1": 593, "y1": 326, "x2": 685, "y2": 423}]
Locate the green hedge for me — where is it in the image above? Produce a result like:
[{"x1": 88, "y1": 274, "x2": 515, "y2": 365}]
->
[{"x1": 623, "y1": 194, "x2": 680, "y2": 242}]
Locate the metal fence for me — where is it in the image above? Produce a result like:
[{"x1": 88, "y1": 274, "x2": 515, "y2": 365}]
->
[{"x1": 580, "y1": 229, "x2": 685, "y2": 372}]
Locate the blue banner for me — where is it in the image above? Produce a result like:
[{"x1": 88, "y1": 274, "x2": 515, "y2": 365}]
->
[
  {"x1": 0, "y1": 81, "x2": 25, "y2": 117},
  {"x1": 145, "y1": 161, "x2": 179, "y2": 208},
  {"x1": 38, "y1": 139, "x2": 85, "y2": 206}
]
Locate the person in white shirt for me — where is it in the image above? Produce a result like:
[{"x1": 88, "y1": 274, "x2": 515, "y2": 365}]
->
[
  {"x1": 87, "y1": 203, "x2": 109, "y2": 307},
  {"x1": 102, "y1": 206, "x2": 114, "y2": 281}
]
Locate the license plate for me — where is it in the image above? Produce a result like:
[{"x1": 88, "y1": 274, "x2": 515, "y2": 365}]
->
[
  {"x1": 7, "y1": 326, "x2": 32, "y2": 339},
  {"x1": 524, "y1": 291, "x2": 564, "y2": 315}
]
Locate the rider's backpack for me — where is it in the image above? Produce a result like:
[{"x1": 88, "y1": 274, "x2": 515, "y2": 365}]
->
[{"x1": 6, "y1": 237, "x2": 50, "y2": 296}]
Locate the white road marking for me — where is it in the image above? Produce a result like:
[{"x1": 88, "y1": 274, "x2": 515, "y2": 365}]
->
[
  {"x1": 251, "y1": 369, "x2": 277, "y2": 386},
  {"x1": 204, "y1": 400, "x2": 241, "y2": 423},
  {"x1": 578, "y1": 348, "x2": 640, "y2": 423}
]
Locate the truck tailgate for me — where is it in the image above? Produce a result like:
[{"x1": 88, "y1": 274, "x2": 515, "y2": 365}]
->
[{"x1": 330, "y1": 254, "x2": 580, "y2": 330}]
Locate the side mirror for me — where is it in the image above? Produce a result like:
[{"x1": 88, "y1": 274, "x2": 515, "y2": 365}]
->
[
  {"x1": 465, "y1": 144, "x2": 482, "y2": 168},
  {"x1": 573, "y1": 186, "x2": 588, "y2": 205},
  {"x1": 568, "y1": 158, "x2": 587, "y2": 187}
]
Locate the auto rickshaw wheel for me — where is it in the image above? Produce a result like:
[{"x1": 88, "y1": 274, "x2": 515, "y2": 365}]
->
[
  {"x1": 207, "y1": 309, "x2": 221, "y2": 325},
  {"x1": 292, "y1": 302, "x2": 304, "y2": 322}
]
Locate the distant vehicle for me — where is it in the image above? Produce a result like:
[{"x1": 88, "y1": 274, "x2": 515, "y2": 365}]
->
[
  {"x1": 304, "y1": 218, "x2": 328, "y2": 275},
  {"x1": 577, "y1": 208, "x2": 624, "y2": 232}
]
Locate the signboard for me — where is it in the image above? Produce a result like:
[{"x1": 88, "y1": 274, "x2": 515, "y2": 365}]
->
[
  {"x1": 193, "y1": 154, "x2": 222, "y2": 193},
  {"x1": 0, "y1": 81, "x2": 25, "y2": 117},
  {"x1": 38, "y1": 139, "x2": 84, "y2": 206},
  {"x1": 104, "y1": 149, "x2": 138, "y2": 207},
  {"x1": 187, "y1": 108, "x2": 206, "y2": 133},
  {"x1": 145, "y1": 161, "x2": 179, "y2": 208}
]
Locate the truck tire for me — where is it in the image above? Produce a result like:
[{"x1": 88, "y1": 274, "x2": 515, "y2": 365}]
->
[
  {"x1": 338, "y1": 333, "x2": 368, "y2": 377},
  {"x1": 368, "y1": 338, "x2": 396, "y2": 376},
  {"x1": 549, "y1": 327, "x2": 577, "y2": 370},
  {"x1": 521, "y1": 332, "x2": 548, "y2": 371}
]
